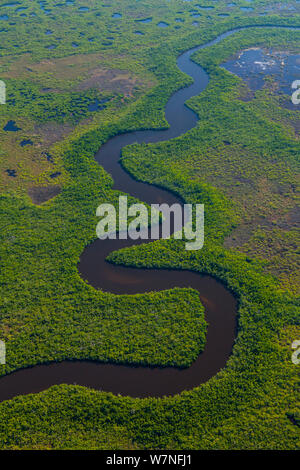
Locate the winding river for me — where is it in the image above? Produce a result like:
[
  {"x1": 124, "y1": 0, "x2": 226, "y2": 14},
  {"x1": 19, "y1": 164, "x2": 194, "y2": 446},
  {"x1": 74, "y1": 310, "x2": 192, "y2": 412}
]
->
[{"x1": 0, "y1": 26, "x2": 297, "y2": 402}]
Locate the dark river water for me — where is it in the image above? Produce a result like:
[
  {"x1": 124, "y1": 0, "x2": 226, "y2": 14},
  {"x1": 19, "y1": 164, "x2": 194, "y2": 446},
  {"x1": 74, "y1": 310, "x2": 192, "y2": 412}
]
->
[{"x1": 0, "y1": 25, "x2": 299, "y2": 402}]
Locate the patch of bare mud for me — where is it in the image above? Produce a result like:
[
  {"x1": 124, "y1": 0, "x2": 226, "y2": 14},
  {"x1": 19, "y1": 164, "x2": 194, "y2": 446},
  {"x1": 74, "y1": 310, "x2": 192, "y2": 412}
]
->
[
  {"x1": 28, "y1": 185, "x2": 61, "y2": 204},
  {"x1": 76, "y1": 68, "x2": 139, "y2": 97},
  {"x1": 34, "y1": 122, "x2": 74, "y2": 146}
]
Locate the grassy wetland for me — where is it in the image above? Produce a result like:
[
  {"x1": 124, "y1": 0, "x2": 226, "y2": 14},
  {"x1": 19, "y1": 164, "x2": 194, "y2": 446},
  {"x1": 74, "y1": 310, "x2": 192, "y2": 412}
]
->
[{"x1": 0, "y1": 0, "x2": 299, "y2": 450}]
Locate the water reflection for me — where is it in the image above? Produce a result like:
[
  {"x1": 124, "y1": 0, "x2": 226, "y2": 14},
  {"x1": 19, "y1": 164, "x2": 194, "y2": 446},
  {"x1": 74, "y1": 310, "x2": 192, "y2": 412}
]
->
[{"x1": 222, "y1": 48, "x2": 300, "y2": 97}]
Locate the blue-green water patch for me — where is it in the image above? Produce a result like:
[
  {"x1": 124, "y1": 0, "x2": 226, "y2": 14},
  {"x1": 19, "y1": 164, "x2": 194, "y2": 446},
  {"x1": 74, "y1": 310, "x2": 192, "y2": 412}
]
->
[
  {"x1": 3, "y1": 120, "x2": 21, "y2": 131},
  {"x1": 157, "y1": 21, "x2": 169, "y2": 27},
  {"x1": 137, "y1": 17, "x2": 152, "y2": 23},
  {"x1": 20, "y1": 139, "x2": 33, "y2": 147},
  {"x1": 222, "y1": 48, "x2": 300, "y2": 97}
]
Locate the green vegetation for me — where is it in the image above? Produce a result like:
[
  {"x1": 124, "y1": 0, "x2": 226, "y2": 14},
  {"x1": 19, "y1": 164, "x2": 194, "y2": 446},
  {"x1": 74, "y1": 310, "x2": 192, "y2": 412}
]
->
[
  {"x1": 0, "y1": 0, "x2": 299, "y2": 451},
  {"x1": 5, "y1": 80, "x2": 114, "y2": 125}
]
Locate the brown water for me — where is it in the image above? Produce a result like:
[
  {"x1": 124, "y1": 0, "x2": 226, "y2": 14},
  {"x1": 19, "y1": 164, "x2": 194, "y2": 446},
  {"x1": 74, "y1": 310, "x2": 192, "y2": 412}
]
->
[{"x1": 1, "y1": 26, "x2": 298, "y2": 402}]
